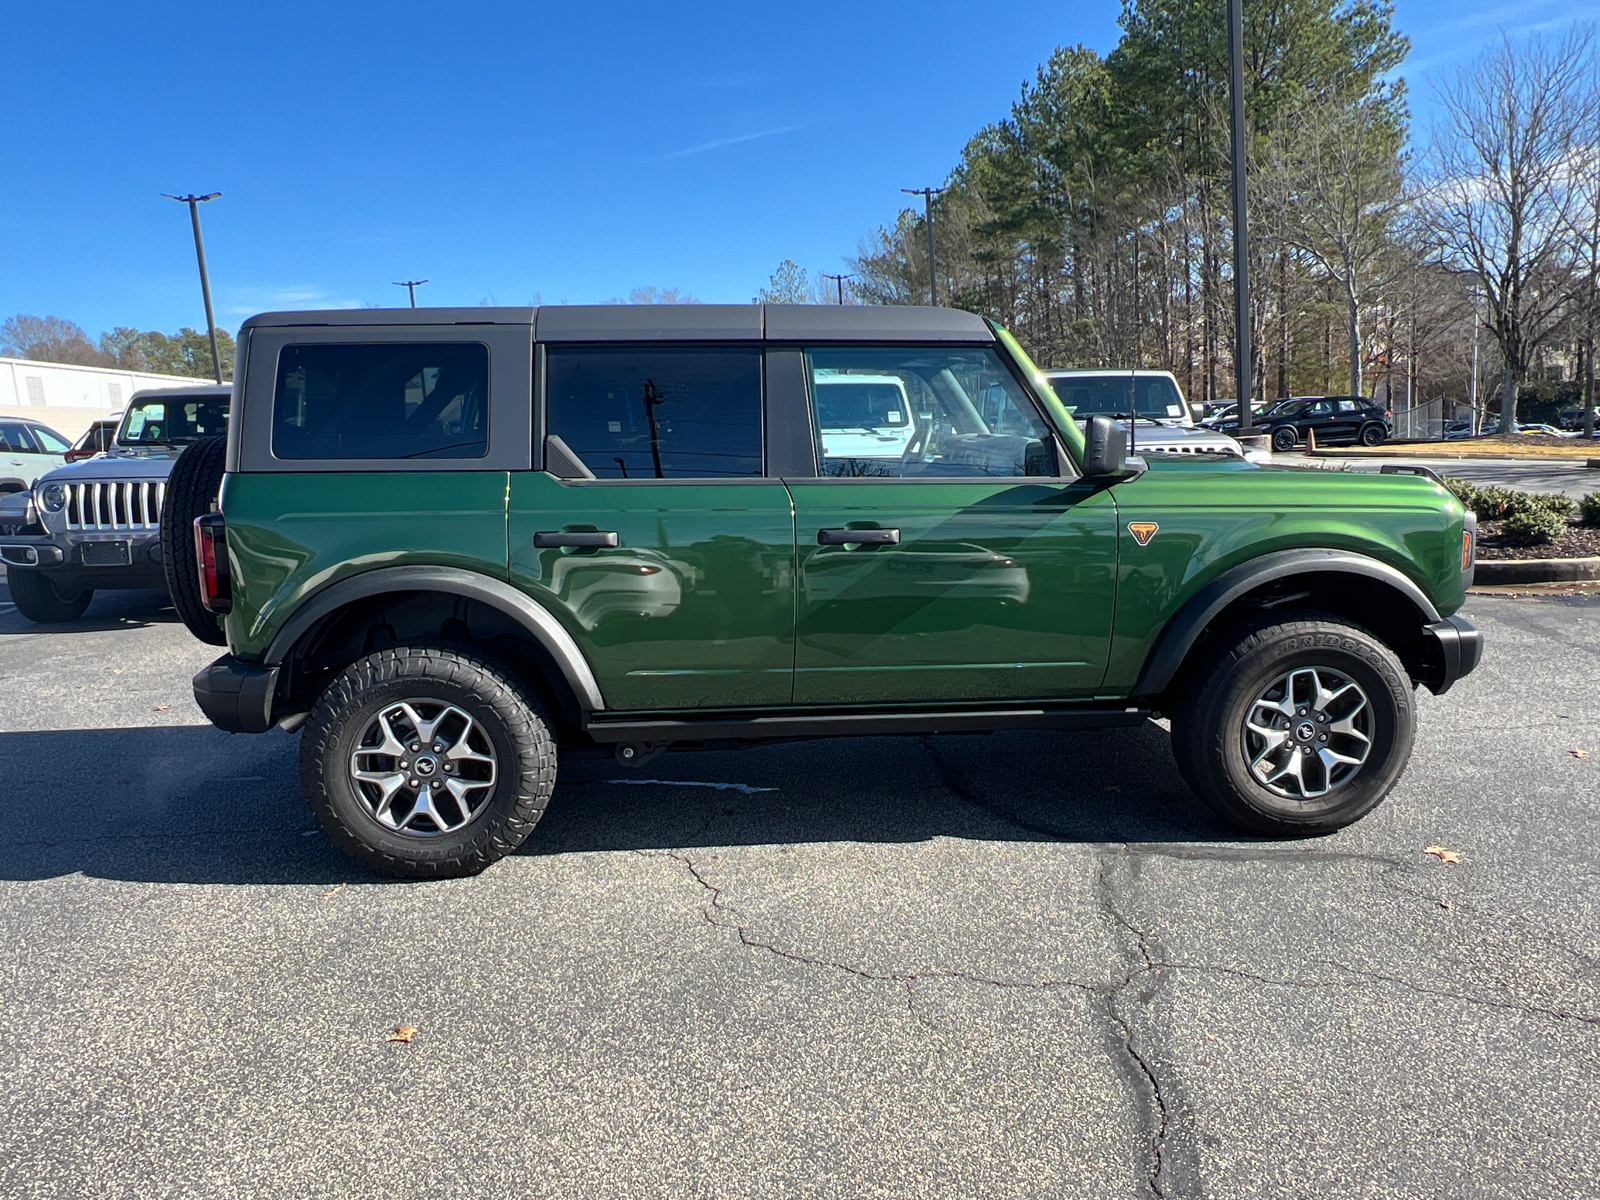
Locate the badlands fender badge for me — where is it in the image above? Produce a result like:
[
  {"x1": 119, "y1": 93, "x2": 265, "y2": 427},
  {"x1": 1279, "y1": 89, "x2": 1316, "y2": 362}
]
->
[{"x1": 1127, "y1": 521, "x2": 1159, "y2": 546}]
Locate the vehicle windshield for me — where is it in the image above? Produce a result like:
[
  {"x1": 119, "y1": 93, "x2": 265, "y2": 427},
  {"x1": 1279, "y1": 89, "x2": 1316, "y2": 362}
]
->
[
  {"x1": 118, "y1": 394, "x2": 229, "y2": 446},
  {"x1": 1047, "y1": 374, "x2": 1185, "y2": 420},
  {"x1": 814, "y1": 379, "x2": 910, "y2": 431}
]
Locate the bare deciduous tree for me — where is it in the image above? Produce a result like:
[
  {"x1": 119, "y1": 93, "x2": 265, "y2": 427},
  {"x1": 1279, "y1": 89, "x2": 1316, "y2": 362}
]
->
[{"x1": 1421, "y1": 27, "x2": 1599, "y2": 431}]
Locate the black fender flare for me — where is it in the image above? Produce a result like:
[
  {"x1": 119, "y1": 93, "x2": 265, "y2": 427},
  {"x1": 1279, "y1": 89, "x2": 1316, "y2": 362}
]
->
[
  {"x1": 1131, "y1": 548, "x2": 1441, "y2": 700},
  {"x1": 263, "y1": 565, "x2": 606, "y2": 712}
]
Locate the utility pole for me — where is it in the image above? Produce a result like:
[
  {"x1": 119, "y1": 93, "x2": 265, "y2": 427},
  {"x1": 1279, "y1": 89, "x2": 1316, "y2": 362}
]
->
[
  {"x1": 901, "y1": 187, "x2": 946, "y2": 306},
  {"x1": 1226, "y1": 0, "x2": 1255, "y2": 435},
  {"x1": 393, "y1": 279, "x2": 429, "y2": 308},
  {"x1": 161, "y1": 192, "x2": 224, "y2": 383},
  {"x1": 820, "y1": 273, "x2": 855, "y2": 305}
]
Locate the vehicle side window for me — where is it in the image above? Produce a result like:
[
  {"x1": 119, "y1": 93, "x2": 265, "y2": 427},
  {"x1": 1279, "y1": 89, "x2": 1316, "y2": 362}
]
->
[
  {"x1": 545, "y1": 346, "x2": 762, "y2": 479},
  {"x1": 805, "y1": 346, "x2": 1055, "y2": 478},
  {"x1": 1337, "y1": 400, "x2": 1360, "y2": 413},
  {"x1": 0, "y1": 423, "x2": 32, "y2": 452},
  {"x1": 272, "y1": 343, "x2": 489, "y2": 460},
  {"x1": 1307, "y1": 400, "x2": 1335, "y2": 416},
  {"x1": 28, "y1": 425, "x2": 69, "y2": 453}
]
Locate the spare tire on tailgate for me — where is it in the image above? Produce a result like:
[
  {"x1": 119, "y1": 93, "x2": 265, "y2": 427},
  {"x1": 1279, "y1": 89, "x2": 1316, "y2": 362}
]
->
[{"x1": 161, "y1": 435, "x2": 227, "y2": 645}]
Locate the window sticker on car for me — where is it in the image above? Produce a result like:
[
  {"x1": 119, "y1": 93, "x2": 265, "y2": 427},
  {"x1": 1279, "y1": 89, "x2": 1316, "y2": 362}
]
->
[{"x1": 1128, "y1": 521, "x2": 1159, "y2": 546}]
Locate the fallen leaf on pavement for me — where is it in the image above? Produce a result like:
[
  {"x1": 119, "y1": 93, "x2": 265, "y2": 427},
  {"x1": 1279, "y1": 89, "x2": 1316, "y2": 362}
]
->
[
  {"x1": 387, "y1": 1025, "x2": 417, "y2": 1043},
  {"x1": 1571, "y1": 749, "x2": 1589, "y2": 758},
  {"x1": 153, "y1": 705, "x2": 170, "y2": 712},
  {"x1": 112, "y1": 669, "x2": 122, "y2": 675},
  {"x1": 322, "y1": 881, "x2": 347, "y2": 897},
  {"x1": 1424, "y1": 845, "x2": 1462, "y2": 865}
]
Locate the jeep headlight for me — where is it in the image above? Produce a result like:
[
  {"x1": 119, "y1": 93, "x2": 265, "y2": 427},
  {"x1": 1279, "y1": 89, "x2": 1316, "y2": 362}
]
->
[{"x1": 38, "y1": 483, "x2": 66, "y2": 512}]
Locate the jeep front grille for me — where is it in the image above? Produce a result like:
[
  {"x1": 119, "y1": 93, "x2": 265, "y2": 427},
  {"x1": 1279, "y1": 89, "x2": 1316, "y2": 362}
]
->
[{"x1": 64, "y1": 480, "x2": 166, "y2": 531}]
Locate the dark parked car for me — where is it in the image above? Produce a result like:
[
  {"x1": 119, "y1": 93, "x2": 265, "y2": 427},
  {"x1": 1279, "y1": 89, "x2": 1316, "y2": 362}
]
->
[
  {"x1": 64, "y1": 418, "x2": 121, "y2": 463},
  {"x1": 1216, "y1": 396, "x2": 1391, "y2": 451}
]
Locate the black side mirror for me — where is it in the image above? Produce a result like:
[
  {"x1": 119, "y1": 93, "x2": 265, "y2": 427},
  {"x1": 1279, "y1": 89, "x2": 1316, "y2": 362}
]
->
[{"x1": 1082, "y1": 415, "x2": 1128, "y2": 477}]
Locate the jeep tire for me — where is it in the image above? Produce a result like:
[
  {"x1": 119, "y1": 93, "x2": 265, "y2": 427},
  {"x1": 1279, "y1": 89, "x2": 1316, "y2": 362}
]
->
[
  {"x1": 300, "y1": 645, "x2": 557, "y2": 878},
  {"x1": 8, "y1": 569, "x2": 93, "y2": 624},
  {"x1": 1170, "y1": 615, "x2": 1415, "y2": 836},
  {"x1": 160, "y1": 434, "x2": 227, "y2": 645}
]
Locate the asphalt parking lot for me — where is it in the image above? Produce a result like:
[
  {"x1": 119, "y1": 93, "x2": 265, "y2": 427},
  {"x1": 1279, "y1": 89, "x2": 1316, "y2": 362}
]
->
[
  {"x1": 2, "y1": 579, "x2": 1596, "y2": 1199},
  {"x1": 1276, "y1": 450, "x2": 1600, "y2": 500}
]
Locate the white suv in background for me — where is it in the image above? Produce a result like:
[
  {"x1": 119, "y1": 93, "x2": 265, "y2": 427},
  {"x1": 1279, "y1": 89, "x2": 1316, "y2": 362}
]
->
[
  {"x1": 1042, "y1": 368, "x2": 1266, "y2": 462},
  {"x1": 0, "y1": 419, "x2": 71, "y2": 494},
  {"x1": 813, "y1": 371, "x2": 917, "y2": 460}
]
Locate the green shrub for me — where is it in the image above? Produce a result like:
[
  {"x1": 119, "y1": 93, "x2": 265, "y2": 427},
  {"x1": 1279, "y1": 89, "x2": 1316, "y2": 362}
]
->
[
  {"x1": 1524, "y1": 491, "x2": 1577, "y2": 520},
  {"x1": 1461, "y1": 484, "x2": 1576, "y2": 522},
  {"x1": 1471, "y1": 486, "x2": 1517, "y2": 521},
  {"x1": 1442, "y1": 477, "x2": 1479, "y2": 509},
  {"x1": 1579, "y1": 492, "x2": 1600, "y2": 527},
  {"x1": 1502, "y1": 508, "x2": 1569, "y2": 545}
]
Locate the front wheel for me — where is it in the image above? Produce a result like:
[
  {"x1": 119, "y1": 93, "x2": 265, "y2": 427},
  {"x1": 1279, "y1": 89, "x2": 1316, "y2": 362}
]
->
[
  {"x1": 1170, "y1": 615, "x2": 1415, "y2": 836},
  {"x1": 8, "y1": 570, "x2": 92, "y2": 623},
  {"x1": 1359, "y1": 422, "x2": 1386, "y2": 447},
  {"x1": 300, "y1": 645, "x2": 557, "y2": 878},
  {"x1": 1271, "y1": 426, "x2": 1298, "y2": 452}
]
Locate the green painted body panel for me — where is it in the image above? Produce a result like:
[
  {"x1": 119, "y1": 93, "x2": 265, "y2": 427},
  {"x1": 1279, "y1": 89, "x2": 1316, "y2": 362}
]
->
[
  {"x1": 1100, "y1": 458, "x2": 1469, "y2": 694},
  {"x1": 220, "y1": 471, "x2": 511, "y2": 660},
  {"x1": 507, "y1": 473, "x2": 796, "y2": 710},
  {"x1": 788, "y1": 479, "x2": 1118, "y2": 703}
]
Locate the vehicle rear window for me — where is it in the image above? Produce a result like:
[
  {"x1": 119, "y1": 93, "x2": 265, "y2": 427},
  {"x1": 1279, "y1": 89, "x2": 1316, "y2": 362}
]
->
[
  {"x1": 272, "y1": 343, "x2": 489, "y2": 460},
  {"x1": 1047, "y1": 375, "x2": 1184, "y2": 419},
  {"x1": 545, "y1": 347, "x2": 762, "y2": 478},
  {"x1": 120, "y1": 395, "x2": 230, "y2": 445}
]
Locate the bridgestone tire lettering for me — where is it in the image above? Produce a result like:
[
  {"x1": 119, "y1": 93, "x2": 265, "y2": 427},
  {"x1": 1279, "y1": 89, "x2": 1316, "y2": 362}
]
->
[{"x1": 160, "y1": 434, "x2": 227, "y2": 646}]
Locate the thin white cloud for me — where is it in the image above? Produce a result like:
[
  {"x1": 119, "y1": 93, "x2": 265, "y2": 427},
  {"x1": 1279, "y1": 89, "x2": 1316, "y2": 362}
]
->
[{"x1": 661, "y1": 125, "x2": 798, "y2": 159}]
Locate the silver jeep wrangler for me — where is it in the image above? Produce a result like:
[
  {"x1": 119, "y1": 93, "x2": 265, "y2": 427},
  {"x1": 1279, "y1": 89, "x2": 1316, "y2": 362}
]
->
[{"x1": 0, "y1": 385, "x2": 230, "y2": 623}]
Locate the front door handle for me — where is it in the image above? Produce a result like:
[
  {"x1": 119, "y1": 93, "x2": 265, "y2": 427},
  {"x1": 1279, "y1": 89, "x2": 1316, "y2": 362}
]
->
[
  {"x1": 533, "y1": 530, "x2": 620, "y2": 548},
  {"x1": 817, "y1": 527, "x2": 900, "y2": 546}
]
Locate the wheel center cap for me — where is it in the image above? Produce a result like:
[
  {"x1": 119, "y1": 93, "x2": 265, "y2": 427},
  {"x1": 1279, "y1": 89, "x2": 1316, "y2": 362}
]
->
[
  {"x1": 415, "y1": 756, "x2": 437, "y2": 776},
  {"x1": 1294, "y1": 721, "x2": 1317, "y2": 743}
]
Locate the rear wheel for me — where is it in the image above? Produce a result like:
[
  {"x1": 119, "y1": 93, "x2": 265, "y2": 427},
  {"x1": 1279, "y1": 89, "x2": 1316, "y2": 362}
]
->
[
  {"x1": 1170, "y1": 615, "x2": 1415, "y2": 836},
  {"x1": 160, "y1": 434, "x2": 227, "y2": 645},
  {"x1": 300, "y1": 644, "x2": 557, "y2": 878},
  {"x1": 1359, "y1": 422, "x2": 1386, "y2": 447},
  {"x1": 7, "y1": 570, "x2": 92, "y2": 623},
  {"x1": 1271, "y1": 426, "x2": 1298, "y2": 452}
]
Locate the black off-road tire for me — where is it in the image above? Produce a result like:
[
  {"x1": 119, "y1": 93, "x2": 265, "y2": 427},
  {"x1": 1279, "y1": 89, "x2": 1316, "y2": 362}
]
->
[
  {"x1": 1170, "y1": 614, "x2": 1415, "y2": 837},
  {"x1": 1271, "y1": 426, "x2": 1298, "y2": 452},
  {"x1": 1359, "y1": 422, "x2": 1386, "y2": 447},
  {"x1": 300, "y1": 644, "x2": 557, "y2": 878},
  {"x1": 8, "y1": 569, "x2": 93, "y2": 623},
  {"x1": 160, "y1": 434, "x2": 226, "y2": 645}
]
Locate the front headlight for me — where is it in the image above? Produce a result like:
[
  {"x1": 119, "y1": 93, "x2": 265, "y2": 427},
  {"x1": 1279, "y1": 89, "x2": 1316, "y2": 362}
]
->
[{"x1": 39, "y1": 483, "x2": 66, "y2": 512}]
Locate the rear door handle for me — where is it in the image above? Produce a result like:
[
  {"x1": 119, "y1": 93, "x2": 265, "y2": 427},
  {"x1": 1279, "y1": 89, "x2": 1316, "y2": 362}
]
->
[
  {"x1": 817, "y1": 527, "x2": 900, "y2": 545},
  {"x1": 533, "y1": 530, "x2": 620, "y2": 548}
]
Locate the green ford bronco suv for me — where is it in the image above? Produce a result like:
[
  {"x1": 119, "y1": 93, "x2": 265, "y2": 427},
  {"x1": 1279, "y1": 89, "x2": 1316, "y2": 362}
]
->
[{"x1": 178, "y1": 304, "x2": 1481, "y2": 877}]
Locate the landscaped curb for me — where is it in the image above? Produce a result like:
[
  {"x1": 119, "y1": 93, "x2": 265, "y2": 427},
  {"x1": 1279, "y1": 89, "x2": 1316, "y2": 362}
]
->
[{"x1": 1474, "y1": 556, "x2": 1600, "y2": 585}]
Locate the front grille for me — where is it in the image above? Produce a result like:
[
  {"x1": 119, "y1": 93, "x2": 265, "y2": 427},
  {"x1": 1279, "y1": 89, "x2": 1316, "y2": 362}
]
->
[{"x1": 64, "y1": 480, "x2": 165, "y2": 531}]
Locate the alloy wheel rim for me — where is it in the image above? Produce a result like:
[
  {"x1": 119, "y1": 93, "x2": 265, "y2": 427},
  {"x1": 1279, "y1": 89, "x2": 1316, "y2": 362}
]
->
[
  {"x1": 1241, "y1": 666, "x2": 1372, "y2": 800},
  {"x1": 349, "y1": 700, "x2": 498, "y2": 836}
]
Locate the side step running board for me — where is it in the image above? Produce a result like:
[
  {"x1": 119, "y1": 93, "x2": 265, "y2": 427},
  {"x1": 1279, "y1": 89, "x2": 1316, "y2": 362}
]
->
[{"x1": 584, "y1": 706, "x2": 1151, "y2": 745}]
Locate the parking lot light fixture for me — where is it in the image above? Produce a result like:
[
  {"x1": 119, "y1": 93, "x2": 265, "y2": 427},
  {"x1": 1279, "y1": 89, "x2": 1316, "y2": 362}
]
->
[
  {"x1": 161, "y1": 192, "x2": 224, "y2": 384},
  {"x1": 393, "y1": 279, "x2": 429, "y2": 308}
]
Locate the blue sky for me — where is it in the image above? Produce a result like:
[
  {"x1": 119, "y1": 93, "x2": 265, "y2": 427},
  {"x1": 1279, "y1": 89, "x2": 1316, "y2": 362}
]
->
[{"x1": 2, "y1": 0, "x2": 1594, "y2": 340}]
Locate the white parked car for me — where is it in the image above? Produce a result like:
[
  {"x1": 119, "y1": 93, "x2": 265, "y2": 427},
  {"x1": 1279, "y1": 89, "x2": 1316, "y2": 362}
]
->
[
  {"x1": 1042, "y1": 369, "x2": 1267, "y2": 462},
  {"x1": 0, "y1": 419, "x2": 71, "y2": 494}
]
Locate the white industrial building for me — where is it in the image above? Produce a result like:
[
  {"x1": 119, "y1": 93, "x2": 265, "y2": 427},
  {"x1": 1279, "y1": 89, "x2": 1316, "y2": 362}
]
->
[{"x1": 0, "y1": 357, "x2": 225, "y2": 443}]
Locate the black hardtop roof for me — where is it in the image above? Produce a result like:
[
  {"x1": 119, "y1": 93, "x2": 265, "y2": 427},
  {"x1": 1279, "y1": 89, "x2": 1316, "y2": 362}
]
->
[
  {"x1": 238, "y1": 304, "x2": 994, "y2": 343},
  {"x1": 127, "y1": 384, "x2": 233, "y2": 400}
]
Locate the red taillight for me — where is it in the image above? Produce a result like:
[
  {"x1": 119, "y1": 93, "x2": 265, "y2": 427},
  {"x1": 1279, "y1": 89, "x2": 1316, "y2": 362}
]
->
[{"x1": 193, "y1": 511, "x2": 231, "y2": 614}]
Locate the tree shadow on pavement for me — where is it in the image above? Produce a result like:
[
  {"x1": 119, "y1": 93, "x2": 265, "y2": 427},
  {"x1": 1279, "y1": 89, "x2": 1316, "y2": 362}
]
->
[{"x1": 0, "y1": 720, "x2": 1234, "y2": 888}]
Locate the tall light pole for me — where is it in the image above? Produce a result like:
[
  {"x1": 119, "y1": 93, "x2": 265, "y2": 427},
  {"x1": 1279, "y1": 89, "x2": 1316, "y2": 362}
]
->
[
  {"x1": 1227, "y1": 0, "x2": 1255, "y2": 435},
  {"x1": 393, "y1": 279, "x2": 428, "y2": 308},
  {"x1": 901, "y1": 187, "x2": 946, "y2": 306},
  {"x1": 820, "y1": 272, "x2": 855, "y2": 305},
  {"x1": 162, "y1": 192, "x2": 224, "y2": 383}
]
